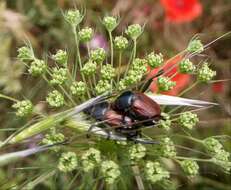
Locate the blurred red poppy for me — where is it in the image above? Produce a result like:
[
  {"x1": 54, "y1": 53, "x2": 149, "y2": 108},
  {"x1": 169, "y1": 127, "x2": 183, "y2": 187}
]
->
[
  {"x1": 212, "y1": 82, "x2": 224, "y2": 94},
  {"x1": 160, "y1": 0, "x2": 202, "y2": 23},
  {"x1": 149, "y1": 55, "x2": 191, "y2": 95}
]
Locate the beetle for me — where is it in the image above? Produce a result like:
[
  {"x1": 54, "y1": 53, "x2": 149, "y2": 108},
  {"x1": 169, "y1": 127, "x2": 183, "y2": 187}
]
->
[{"x1": 113, "y1": 91, "x2": 161, "y2": 126}]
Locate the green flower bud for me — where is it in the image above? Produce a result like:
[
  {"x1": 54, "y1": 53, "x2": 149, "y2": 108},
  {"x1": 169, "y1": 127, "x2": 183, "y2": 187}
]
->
[
  {"x1": 118, "y1": 79, "x2": 127, "y2": 91},
  {"x1": 12, "y1": 100, "x2": 33, "y2": 117},
  {"x1": 81, "y1": 60, "x2": 97, "y2": 76},
  {"x1": 46, "y1": 90, "x2": 64, "y2": 107},
  {"x1": 159, "y1": 137, "x2": 177, "y2": 158},
  {"x1": 79, "y1": 27, "x2": 93, "y2": 42},
  {"x1": 114, "y1": 36, "x2": 128, "y2": 50},
  {"x1": 95, "y1": 80, "x2": 111, "y2": 94},
  {"x1": 58, "y1": 152, "x2": 78, "y2": 172},
  {"x1": 129, "y1": 144, "x2": 146, "y2": 162},
  {"x1": 102, "y1": 16, "x2": 117, "y2": 32},
  {"x1": 179, "y1": 59, "x2": 196, "y2": 74},
  {"x1": 28, "y1": 59, "x2": 46, "y2": 76},
  {"x1": 197, "y1": 63, "x2": 216, "y2": 83},
  {"x1": 50, "y1": 68, "x2": 68, "y2": 85},
  {"x1": 145, "y1": 161, "x2": 170, "y2": 183},
  {"x1": 101, "y1": 64, "x2": 116, "y2": 80},
  {"x1": 90, "y1": 48, "x2": 106, "y2": 64},
  {"x1": 147, "y1": 52, "x2": 164, "y2": 68},
  {"x1": 158, "y1": 119, "x2": 171, "y2": 131},
  {"x1": 203, "y1": 137, "x2": 223, "y2": 155},
  {"x1": 157, "y1": 77, "x2": 176, "y2": 91},
  {"x1": 70, "y1": 81, "x2": 87, "y2": 96},
  {"x1": 178, "y1": 112, "x2": 199, "y2": 130},
  {"x1": 101, "y1": 160, "x2": 120, "y2": 184},
  {"x1": 64, "y1": 10, "x2": 83, "y2": 26},
  {"x1": 187, "y1": 39, "x2": 204, "y2": 53},
  {"x1": 17, "y1": 46, "x2": 34, "y2": 62},
  {"x1": 42, "y1": 132, "x2": 65, "y2": 152},
  {"x1": 81, "y1": 148, "x2": 101, "y2": 172},
  {"x1": 212, "y1": 150, "x2": 231, "y2": 172},
  {"x1": 126, "y1": 24, "x2": 142, "y2": 40},
  {"x1": 52, "y1": 50, "x2": 68, "y2": 66},
  {"x1": 180, "y1": 160, "x2": 199, "y2": 176}
]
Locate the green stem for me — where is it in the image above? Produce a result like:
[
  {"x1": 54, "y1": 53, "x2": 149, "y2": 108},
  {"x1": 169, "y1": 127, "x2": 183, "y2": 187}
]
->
[
  {"x1": 0, "y1": 94, "x2": 18, "y2": 102},
  {"x1": 109, "y1": 31, "x2": 113, "y2": 67},
  {"x1": 72, "y1": 26, "x2": 91, "y2": 98},
  {"x1": 133, "y1": 39, "x2": 137, "y2": 60},
  {"x1": 178, "y1": 81, "x2": 198, "y2": 97},
  {"x1": 117, "y1": 51, "x2": 122, "y2": 84},
  {"x1": 176, "y1": 156, "x2": 212, "y2": 163}
]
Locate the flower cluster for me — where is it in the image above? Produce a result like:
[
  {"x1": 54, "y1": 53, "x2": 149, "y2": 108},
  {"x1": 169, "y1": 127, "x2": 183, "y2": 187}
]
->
[
  {"x1": 147, "y1": 52, "x2": 164, "y2": 68},
  {"x1": 101, "y1": 64, "x2": 116, "y2": 80},
  {"x1": 46, "y1": 90, "x2": 64, "y2": 107},
  {"x1": 103, "y1": 16, "x2": 117, "y2": 32},
  {"x1": 42, "y1": 131, "x2": 65, "y2": 151},
  {"x1": 81, "y1": 148, "x2": 101, "y2": 172},
  {"x1": 90, "y1": 48, "x2": 106, "y2": 64},
  {"x1": 203, "y1": 137, "x2": 230, "y2": 171},
  {"x1": 70, "y1": 81, "x2": 87, "y2": 96},
  {"x1": 157, "y1": 76, "x2": 176, "y2": 91},
  {"x1": 159, "y1": 137, "x2": 176, "y2": 158},
  {"x1": 145, "y1": 161, "x2": 170, "y2": 183},
  {"x1": 119, "y1": 58, "x2": 147, "y2": 90},
  {"x1": 126, "y1": 24, "x2": 142, "y2": 40},
  {"x1": 64, "y1": 10, "x2": 83, "y2": 26},
  {"x1": 50, "y1": 68, "x2": 68, "y2": 85},
  {"x1": 114, "y1": 36, "x2": 129, "y2": 50},
  {"x1": 187, "y1": 39, "x2": 204, "y2": 53},
  {"x1": 17, "y1": 46, "x2": 34, "y2": 62},
  {"x1": 101, "y1": 160, "x2": 120, "y2": 184},
  {"x1": 178, "y1": 112, "x2": 199, "y2": 129},
  {"x1": 197, "y1": 63, "x2": 216, "y2": 83},
  {"x1": 28, "y1": 59, "x2": 47, "y2": 76},
  {"x1": 129, "y1": 144, "x2": 146, "y2": 162},
  {"x1": 52, "y1": 50, "x2": 68, "y2": 66},
  {"x1": 12, "y1": 100, "x2": 33, "y2": 117},
  {"x1": 81, "y1": 60, "x2": 97, "y2": 76},
  {"x1": 179, "y1": 59, "x2": 196, "y2": 74},
  {"x1": 79, "y1": 27, "x2": 93, "y2": 42},
  {"x1": 180, "y1": 160, "x2": 199, "y2": 177},
  {"x1": 58, "y1": 152, "x2": 78, "y2": 172},
  {"x1": 95, "y1": 80, "x2": 111, "y2": 94}
]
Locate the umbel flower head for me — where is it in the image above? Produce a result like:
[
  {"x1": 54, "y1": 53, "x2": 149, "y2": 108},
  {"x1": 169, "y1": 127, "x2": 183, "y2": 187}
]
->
[
  {"x1": 81, "y1": 148, "x2": 101, "y2": 172},
  {"x1": 145, "y1": 161, "x2": 170, "y2": 183},
  {"x1": 114, "y1": 36, "x2": 129, "y2": 50},
  {"x1": 147, "y1": 52, "x2": 164, "y2": 68},
  {"x1": 187, "y1": 39, "x2": 204, "y2": 53},
  {"x1": 17, "y1": 46, "x2": 34, "y2": 62},
  {"x1": 159, "y1": 137, "x2": 177, "y2": 158},
  {"x1": 79, "y1": 27, "x2": 94, "y2": 42},
  {"x1": 42, "y1": 131, "x2": 65, "y2": 152},
  {"x1": 179, "y1": 59, "x2": 196, "y2": 74},
  {"x1": 102, "y1": 16, "x2": 117, "y2": 32},
  {"x1": 46, "y1": 90, "x2": 64, "y2": 107},
  {"x1": 81, "y1": 60, "x2": 97, "y2": 76},
  {"x1": 90, "y1": 48, "x2": 106, "y2": 64},
  {"x1": 157, "y1": 76, "x2": 176, "y2": 91},
  {"x1": 28, "y1": 59, "x2": 46, "y2": 76},
  {"x1": 180, "y1": 160, "x2": 199, "y2": 177},
  {"x1": 126, "y1": 24, "x2": 142, "y2": 40},
  {"x1": 129, "y1": 144, "x2": 146, "y2": 161},
  {"x1": 101, "y1": 160, "x2": 120, "y2": 184},
  {"x1": 178, "y1": 112, "x2": 199, "y2": 129},
  {"x1": 58, "y1": 152, "x2": 78, "y2": 172},
  {"x1": 101, "y1": 64, "x2": 116, "y2": 80},
  {"x1": 64, "y1": 9, "x2": 83, "y2": 27},
  {"x1": 52, "y1": 50, "x2": 68, "y2": 66},
  {"x1": 12, "y1": 100, "x2": 33, "y2": 117},
  {"x1": 95, "y1": 80, "x2": 111, "y2": 94},
  {"x1": 70, "y1": 81, "x2": 87, "y2": 96},
  {"x1": 50, "y1": 68, "x2": 68, "y2": 85},
  {"x1": 197, "y1": 63, "x2": 216, "y2": 83}
]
